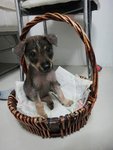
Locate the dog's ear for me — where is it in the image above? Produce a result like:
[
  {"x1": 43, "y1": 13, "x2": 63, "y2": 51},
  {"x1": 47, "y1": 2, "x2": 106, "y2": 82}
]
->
[
  {"x1": 14, "y1": 40, "x2": 26, "y2": 59},
  {"x1": 46, "y1": 34, "x2": 57, "y2": 46}
]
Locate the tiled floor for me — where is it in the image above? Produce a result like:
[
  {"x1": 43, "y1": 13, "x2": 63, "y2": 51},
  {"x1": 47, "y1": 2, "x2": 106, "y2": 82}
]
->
[{"x1": 0, "y1": 67, "x2": 113, "y2": 150}]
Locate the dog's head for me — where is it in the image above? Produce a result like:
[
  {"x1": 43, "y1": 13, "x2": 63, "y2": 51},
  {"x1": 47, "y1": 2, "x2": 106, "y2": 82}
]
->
[{"x1": 14, "y1": 34, "x2": 57, "y2": 73}]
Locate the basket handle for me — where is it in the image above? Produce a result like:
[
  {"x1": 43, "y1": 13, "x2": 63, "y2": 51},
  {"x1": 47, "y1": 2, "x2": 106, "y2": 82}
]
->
[{"x1": 20, "y1": 13, "x2": 98, "y2": 99}]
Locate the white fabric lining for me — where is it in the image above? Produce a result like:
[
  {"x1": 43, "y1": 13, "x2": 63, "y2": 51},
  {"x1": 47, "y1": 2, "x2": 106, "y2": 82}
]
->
[{"x1": 16, "y1": 66, "x2": 92, "y2": 118}]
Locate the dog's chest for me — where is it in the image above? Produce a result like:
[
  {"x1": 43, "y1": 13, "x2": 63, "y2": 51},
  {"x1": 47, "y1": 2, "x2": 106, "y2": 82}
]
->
[
  {"x1": 34, "y1": 75, "x2": 50, "y2": 88},
  {"x1": 33, "y1": 70, "x2": 56, "y2": 94}
]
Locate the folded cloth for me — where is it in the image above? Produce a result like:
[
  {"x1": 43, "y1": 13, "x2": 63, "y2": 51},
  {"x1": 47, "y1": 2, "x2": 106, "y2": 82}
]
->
[
  {"x1": 16, "y1": 66, "x2": 92, "y2": 117},
  {"x1": 22, "y1": 0, "x2": 100, "y2": 10},
  {"x1": 22, "y1": 0, "x2": 73, "y2": 9}
]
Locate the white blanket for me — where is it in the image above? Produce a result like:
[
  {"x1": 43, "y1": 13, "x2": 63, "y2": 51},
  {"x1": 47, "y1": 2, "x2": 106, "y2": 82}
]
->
[{"x1": 16, "y1": 66, "x2": 92, "y2": 118}]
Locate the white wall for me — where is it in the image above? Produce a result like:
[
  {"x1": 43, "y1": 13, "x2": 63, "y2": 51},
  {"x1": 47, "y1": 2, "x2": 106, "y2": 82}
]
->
[
  {"x1": 0, "y1": 0, "x2": 17, "y2": 26},
  {"x1": 28, "y1": 0, "x2": 113, "y2": 67},
  {"x1": 0, "y1": 0, "x2": 113, "y2": 66},
  {"x1": 92, "y1": 0, "x2": 113, "y2": 67},
  {"x1": 29, "y1": 16, "x2": 86, "y2": 66}
]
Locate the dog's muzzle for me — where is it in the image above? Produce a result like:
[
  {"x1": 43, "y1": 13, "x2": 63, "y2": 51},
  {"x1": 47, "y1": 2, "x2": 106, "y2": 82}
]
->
[{"x1": 39, "y1": 61, "x2": 53, "y2": 73}]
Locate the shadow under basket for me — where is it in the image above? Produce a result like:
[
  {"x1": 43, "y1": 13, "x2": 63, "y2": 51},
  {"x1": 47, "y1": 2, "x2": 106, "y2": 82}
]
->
[{"x1": 7, "y1": 13, "x2": 98, "y2": 138}]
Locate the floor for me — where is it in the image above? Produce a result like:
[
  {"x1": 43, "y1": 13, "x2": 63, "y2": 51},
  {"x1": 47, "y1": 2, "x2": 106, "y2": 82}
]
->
[{"x1": 0, "y1": 67, "x2": 113, "y2": 150}]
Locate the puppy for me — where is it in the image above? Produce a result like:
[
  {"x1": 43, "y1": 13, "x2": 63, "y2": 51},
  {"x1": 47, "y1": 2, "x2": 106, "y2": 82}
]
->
[{"x1": 15, "y1": 34, "x2": 73, "y2": 118}]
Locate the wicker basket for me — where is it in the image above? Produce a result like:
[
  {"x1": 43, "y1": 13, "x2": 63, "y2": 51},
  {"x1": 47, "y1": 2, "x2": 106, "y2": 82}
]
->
[{"x1": 8, "y1": 13, "x2": 98, "y2": 138}]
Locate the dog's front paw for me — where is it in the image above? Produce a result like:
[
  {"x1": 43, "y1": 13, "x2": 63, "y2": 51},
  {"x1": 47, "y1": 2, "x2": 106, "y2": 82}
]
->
[
  {"x1": 63, "y1": 99, "x2": 73, "y2": 107},
  {"x1": 36, "y1": 102, "x2": 48, "y2": 118},
  {"x1": 41, "y1": 113, "x2": 48, "y2": 118}
]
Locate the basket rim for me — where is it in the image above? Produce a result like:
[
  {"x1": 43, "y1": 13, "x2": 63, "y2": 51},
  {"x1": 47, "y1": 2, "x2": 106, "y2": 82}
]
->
[
  {"x1": 8, "y1": 90, "x2": 94, "y2": 138},
  {"x1": 8, "y1": 89, "x2": 95, "y2": 123}
]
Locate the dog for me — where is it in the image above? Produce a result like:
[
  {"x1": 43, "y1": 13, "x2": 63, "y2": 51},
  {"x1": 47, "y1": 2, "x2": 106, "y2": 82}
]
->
[{"x1": 14, "y1": 34, "x2": 73, "y2": 118}]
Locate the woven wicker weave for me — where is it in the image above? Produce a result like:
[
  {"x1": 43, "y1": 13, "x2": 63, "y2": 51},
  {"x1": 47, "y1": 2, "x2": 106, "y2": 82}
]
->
[{"x1": 8, "y1": 13, "x2": 98, "y2": 138}]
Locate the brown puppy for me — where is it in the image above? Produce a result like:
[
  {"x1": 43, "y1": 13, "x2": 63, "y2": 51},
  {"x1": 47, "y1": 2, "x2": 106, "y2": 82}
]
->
[{"x1": 15, "y1": 34, "x2": 73, "y2": 118}]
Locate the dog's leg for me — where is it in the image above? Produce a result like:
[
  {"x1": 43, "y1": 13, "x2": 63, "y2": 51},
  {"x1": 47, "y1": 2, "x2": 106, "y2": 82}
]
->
[
  {"x1": 52, "y1": 82, "x2": 73, "y2": 107},
  {"x1": 35, "y1": 94, "x2": 48, "y2": 118},
  {"x1": 42, "y1": 94, "x2": 54, "y2": 110}
]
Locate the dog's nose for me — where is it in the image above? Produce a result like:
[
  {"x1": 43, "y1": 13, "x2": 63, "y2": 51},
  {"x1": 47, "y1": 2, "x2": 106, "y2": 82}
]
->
[{"x1": 41, "y1": 61, "x2": 52, "y2": 72}]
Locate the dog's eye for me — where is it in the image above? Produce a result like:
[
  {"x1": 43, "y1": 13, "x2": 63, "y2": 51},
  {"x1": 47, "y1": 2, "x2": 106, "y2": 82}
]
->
[
  {"x1": 44, "y1": 46, "x2": 47, "y2": 50},
  {"x1": 30, "y1": 51, "x2": 36, "y2": 57},
  {"x1": 44, "y1": 46, "x2": 51, "y2": 52}
]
